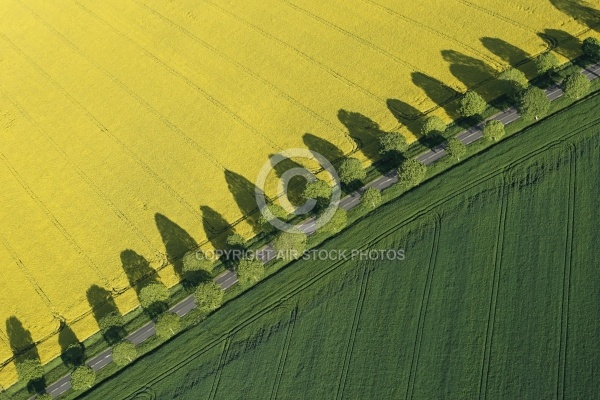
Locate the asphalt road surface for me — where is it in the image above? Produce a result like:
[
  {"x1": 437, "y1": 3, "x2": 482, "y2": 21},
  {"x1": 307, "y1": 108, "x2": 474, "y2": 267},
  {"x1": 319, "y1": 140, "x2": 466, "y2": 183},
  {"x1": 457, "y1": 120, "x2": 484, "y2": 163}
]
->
[{"x1": 40, "y1": 61, "x2": 600, "y2": 398}]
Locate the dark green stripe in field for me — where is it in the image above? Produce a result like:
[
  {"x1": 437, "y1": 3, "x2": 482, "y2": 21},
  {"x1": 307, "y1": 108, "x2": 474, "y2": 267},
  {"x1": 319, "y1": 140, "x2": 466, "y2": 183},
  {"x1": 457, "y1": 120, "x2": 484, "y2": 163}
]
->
[{"x1": 79, "y1": 94, "x2": 600, "y2": 400}]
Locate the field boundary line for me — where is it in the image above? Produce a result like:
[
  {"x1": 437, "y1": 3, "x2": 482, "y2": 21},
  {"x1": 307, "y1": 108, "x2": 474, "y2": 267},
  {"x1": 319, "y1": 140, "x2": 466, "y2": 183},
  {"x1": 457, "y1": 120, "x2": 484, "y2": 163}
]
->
[
  {"x1": 0, "y1": 86, "x2": 157, "y2": 259},
  {"x1": 478, "y1": 173, "x2": 509, "y2": 400},
  {"x1": 132, "y1": 0, "x2": 350, "y2": 139},
  {"x1": 207, "y1": 335, "x2": 232, "y2": 400},
  {"x1": 334, "y1": 267, "x2": 370, "y2": 400},
  {"x1": 70, "y1": 0, "x2": 283, "y2": 154},
  {"x1": 404, "y1": 216, "x2": 441, "y2": 400},
  {"x1": 0, "y1": 30, "x2": 204, "y2": 226},
  {"x1": 556, "y1": 143, "x2": 576, "y2": 400},
  {"x1": 361, "y1": 0, "x2": 501, "y2": 67},
  {"x1": 268, "y1": 305, "x2": 298, "y2": 400}
]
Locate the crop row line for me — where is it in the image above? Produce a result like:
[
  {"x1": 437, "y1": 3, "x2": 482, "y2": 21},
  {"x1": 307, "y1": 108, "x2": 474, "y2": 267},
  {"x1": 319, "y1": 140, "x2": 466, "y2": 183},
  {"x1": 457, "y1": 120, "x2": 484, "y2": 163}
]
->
[
  {"x1": 268, "y1": 305, "x2": 298, "y2": 400},
  {"x1": 335, "y1": 267, "x2": 371, "y2": 400},
  {"x1": 405, "y1": 215, "x2": 441, "y2": 400}
]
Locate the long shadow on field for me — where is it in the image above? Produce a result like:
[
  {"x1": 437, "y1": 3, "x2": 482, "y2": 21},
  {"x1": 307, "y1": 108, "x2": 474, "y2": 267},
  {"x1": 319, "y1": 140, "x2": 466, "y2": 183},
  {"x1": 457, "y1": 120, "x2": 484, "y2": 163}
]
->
[
  {"x1": 58, "y1": 323, "x2": 85, "y2": 368},
  {"x1": 481, "y1": 37, "x2": 531, "y2": 67},
  {"x1": 267, "y1": 152, "x2": 308, "y2": 207},
  {"x1": 87, "y1": 285, "x2": 126, "y2": 345},
  {"x1": 6, "y1": 317, "x2": 46, "y2": 394},
  {"x1": 155, "y1": 213, "x2": 200, "y2": 286},
  {"x1": 411, "y1": 72, "x2": 461, "y2": 119},
  {"x1": 303, "y1": 133, "x2": 345, "y2": 166},
  {"x1": 549, "y1": 0, "x2": 600, "y2": 32},
  {"x1": 386, "y1": 99, "x2": 423, "y2": 137},
  {"x1": 337, "y1": 109, "x2": 387, "y2": 173},
  {"x1": 441, "y1": 50, "x2": 498, "y2": 98},
  {"x1": 201, "y1": 205, "x2": 234, "y2": 252},
  {"x1": 225, "y1": 170, "x2": 262, "y2": 234},
  {"x1": 538, "y1": 29, "x2": 583, "y2": 60},
  {"x1": 120, "y1": 250, "x2": 168, "y2": 319}
]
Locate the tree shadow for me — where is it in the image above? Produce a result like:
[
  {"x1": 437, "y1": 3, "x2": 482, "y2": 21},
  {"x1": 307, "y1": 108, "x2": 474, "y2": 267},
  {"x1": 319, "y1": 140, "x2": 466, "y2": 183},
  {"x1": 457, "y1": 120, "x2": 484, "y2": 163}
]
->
[
  {"x1": 267, "y1": 152, "x2": 307, "y2": 207},
  {"x1": 549, "y1": 0, "x2": 600, "y2": 32},
  {"x1": 337, "y1": 109, "x2": 387, "y2": 173},
  {"x1": 86, "y1": 285, "x2": 127, "y2": 345},
  {"x1": 58, "y1": 323, "x2": 85, "y2": 368},
  {"x1": 120, "y1": 250, "x2": 167, "y2": 319},
  {"x1": 538, "y1": 29, "x2": 583, "y2": 60},
  {"x1": 225, "y1": 170, "x2": 262, "y2": 234},
  {"x1": 441, "y1": 50, "x2": 498, "y2": 98},
  {"x1": 418, "y1": 133, "x2": 446, "y2": 149},
  {"x1": 201, "y1": 205, "x2": 234, "y2": 252},
  {"x1": 155, "y1": 213, "x2": 199, "y2": 285},
  {"x1": 386, "y1": 99, "x2": 423, "y2": 137},
  {"x1": 411, "y1": 72, "x2": 461, "y2": 119},
  {"x1": 6, "y1": 317, "x2": 45, "y2": 394},
  {"x1": 481, "y1": 37, "x2": 531, "y2": 66},
  {"x1": 302, "y1": 133, "x2": 345, "y2": 165}
]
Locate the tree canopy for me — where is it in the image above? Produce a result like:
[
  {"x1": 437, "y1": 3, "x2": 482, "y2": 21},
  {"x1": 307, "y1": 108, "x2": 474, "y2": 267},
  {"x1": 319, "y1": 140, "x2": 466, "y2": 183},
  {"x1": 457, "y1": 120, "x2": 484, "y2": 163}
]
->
[
  {"x1": 379, "y1": 132, "x2": 407, "y2": 155},
  {"x1": 303, "y1": 179, "x2": 332, "y2": 205},
  {"x1": 111, "y1": 341, "x2": 137, "y2": 366},
  {"x1": 338, "y1": 158, "x2": 366, "y2": 185},
  {"x1": 459, "y1": 91, "x2": 487, "y2": 117},
  {"x1": 361, "y1": 187, "x2": 382, "y2": 210},
  {"x1": 482, "y1": 120, "x2": 505, "y2": 142},
  {"x1": 272, "y1": 231, "x2": 307, "y2": 260},
  {"x1": 421, "y1": 116, "x2": 446, "y2": 136},
  {"x1": 138, "y1": 283, "x2": 170, "y2": 309},
  {"x1": 182, "y1": 250, "x2": 212, "y2": 274},
  {"x1": 235, "y1": 258, "x2": 265, "y2": 287},
  {"x1": 194, "y1": 281, "x2": 224, "y2": 313},
  {"x1": 16, "y1": 358, "x2": 44, "y2": 382},
  {"x1": 445, "y1": 138, "x2": 467, "y2": 161},
  {"x1": 562, "y1": 72, "x2": 590, "y2": 100},
  {"x1": 397, "y1": 159, "x2": 427, "y2": 188},
  {"x1": 583, "y1": 37, "x2": 600, "y2": 61},
  {"x1": 535, "y1": 52, "x2": 560, "y2": 75},
  {"x1": 154, "y1": 312, "x2": 181, "y2": 340},
  {"x1": 70, "y1": 366, "x2": 95, "y2": 391},
  {"x1": 517, "y1": 87, "x2": 550, "y2": 121},
  {"x1": 321, "y1": 208, "x2": 348, "y2": 234}
]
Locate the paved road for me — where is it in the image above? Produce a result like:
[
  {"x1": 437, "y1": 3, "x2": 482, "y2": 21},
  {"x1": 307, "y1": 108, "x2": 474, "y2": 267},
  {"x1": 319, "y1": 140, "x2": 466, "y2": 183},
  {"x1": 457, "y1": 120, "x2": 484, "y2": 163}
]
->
[{"x1": 40, "y1": 61, "x2": 600, "y2": 398}]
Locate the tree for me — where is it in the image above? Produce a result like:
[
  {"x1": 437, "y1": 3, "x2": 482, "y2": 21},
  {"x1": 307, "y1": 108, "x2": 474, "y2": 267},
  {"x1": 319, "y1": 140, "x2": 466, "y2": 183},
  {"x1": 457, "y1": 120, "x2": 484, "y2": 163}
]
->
[
  {"x1": 459, "y1": 91, "x2": 487, "y2": 117},
  {"x1": 111, "y1": 341, "x2": 137, "y2": 366},
  {"x1": 226, "y1": 233, "x2": 246, "y2": 248},
  {"x1": 535, "y1": 52, "x2": 560, "y2": 76},
  {"x1": 70, "y1": 365, "x2": 95, "y2": 391},
  {"x1": 338, "y1": 158, "x2": 366, "y2": 185},
  {"x1": 379, "y1": 132, "x2": 407, "y2": 155},
  {"x1": 303, "y1": 179, "x2": 332, "y2": 206},
  {"x1": 582, "y1": 37, "x2": 600, "y2": 61},
  {"x1": 62, "y1": 342, "x2": 85, "y2": 368},
  {"x1": 499, "y1": 68, "x2": 529, "y2": 98},
  {"x1": 397, "y1": 159, "x2": 426, "y2": 188},
  {"x1": 320, "y1": 208, "x2": 347, "y2": 234},
  {"x1": 154, "y1": 313, "x2": 181, "y2": 340},
  {"x1": 421, "y1": 116, "x2": 446, "y2": 136},
  {"x1": 16, "y1": 358, "x2": 44, "y2": 383},
  {"x1": 182, "y1": 250, "x2": 212, "y2": 274},
  {"x1": 517, "y1": 87, "x2": 550, "y2": 121},
  {"x1": 258, "y1": 203, "x2": 289, "y2": 232},
  {"x1": 562, "y1": 72, "x2": 590, "y2": 100},
  {"x1": 138, "y1": 283, "x2": 170, "y2": 309},
  {"x1": 482, "y1": 120, "x2": 505, "y2": 142},
  {"x1": 272, "y1": 231, "x2": 307, "y2": 260},
  {"x1": 235, "y1": 258, "x2": 265, "y2": 287},
  {"x1": 194, "y1": 281, "x2": 223, "y2": 313},
  {"x1": 445, "y1": 138, "x2": 466, "y2": 161},
  {"x1": 361, "y1": 187, "x2": 382, "y2": 210}
]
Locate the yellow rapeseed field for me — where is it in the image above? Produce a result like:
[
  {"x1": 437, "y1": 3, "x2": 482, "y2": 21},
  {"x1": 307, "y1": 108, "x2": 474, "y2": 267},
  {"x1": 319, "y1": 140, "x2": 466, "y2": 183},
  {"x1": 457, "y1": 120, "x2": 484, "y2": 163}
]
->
[{"x1": 0, "y1": 0, "x2": 598, "y2": 387}]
